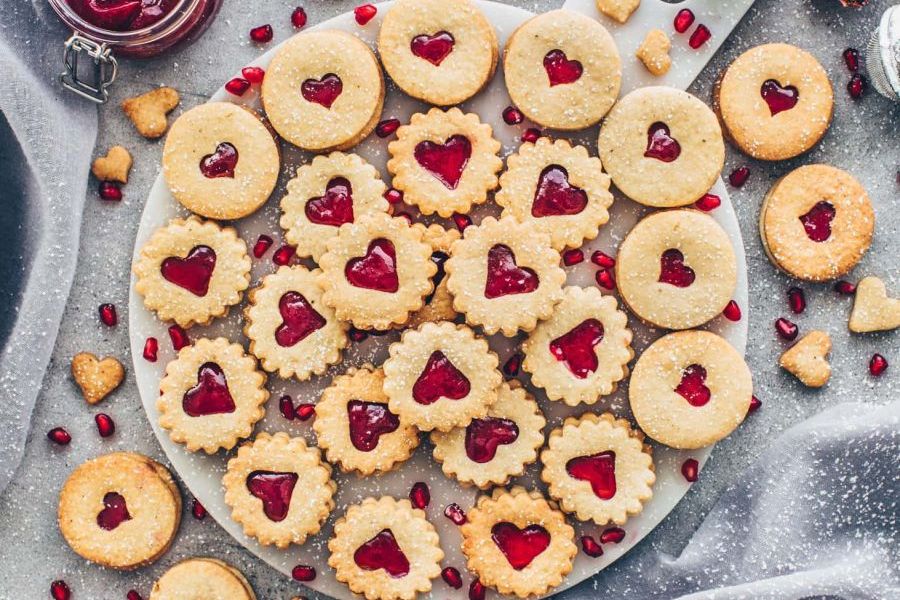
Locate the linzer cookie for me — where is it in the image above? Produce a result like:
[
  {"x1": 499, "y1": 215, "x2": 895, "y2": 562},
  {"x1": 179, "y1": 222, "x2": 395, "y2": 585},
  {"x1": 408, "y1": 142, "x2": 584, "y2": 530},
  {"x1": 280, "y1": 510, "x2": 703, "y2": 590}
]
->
[
  {"x1": 162, "y1": 102, "x2": 280, "y2": 219},
  {"x1": 504, "y1": 10, "x2": 621, "y2": 130},
  {"x1": 378, "y1": 0, "x2": 498, "y2": 106},
  {"x1": 598, "y1": 86, "x2": 725, "y2": 207},
  {"x1": 150, "y1": 558, "x2": 256, "y2": 599}
]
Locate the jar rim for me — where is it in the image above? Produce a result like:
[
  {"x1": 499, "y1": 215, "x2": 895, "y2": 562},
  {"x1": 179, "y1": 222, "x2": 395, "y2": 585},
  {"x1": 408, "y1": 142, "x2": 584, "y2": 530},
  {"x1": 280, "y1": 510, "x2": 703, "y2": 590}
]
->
[{"x1": 48, "y1": 0, "x2": 203, "y2": 46}]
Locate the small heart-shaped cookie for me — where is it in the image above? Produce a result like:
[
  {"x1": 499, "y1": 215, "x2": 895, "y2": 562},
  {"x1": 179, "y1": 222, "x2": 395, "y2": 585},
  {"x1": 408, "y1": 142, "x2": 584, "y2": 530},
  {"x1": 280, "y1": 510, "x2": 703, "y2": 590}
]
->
[
  {"x1": 122, "y1": 87, "x2": 180, "y2": 139},
  {"x1": 91, "y1": 146, "x2": 133, "y2": 183},
  {"x1": 849, "y1": 276, "x2": 900, "y2": 333},
  {"x1": 596, "y1": 0, "x2": 640, "y2": 23},
  {"x1": 71, "y1": 352, "x2": 125, "y2": 405},
  {"x1": 779, "y1": 330, "x2": 831, "y2": 388},
  {"x1": 636, "y1": 29, "x2": 672, "y2": 76}
]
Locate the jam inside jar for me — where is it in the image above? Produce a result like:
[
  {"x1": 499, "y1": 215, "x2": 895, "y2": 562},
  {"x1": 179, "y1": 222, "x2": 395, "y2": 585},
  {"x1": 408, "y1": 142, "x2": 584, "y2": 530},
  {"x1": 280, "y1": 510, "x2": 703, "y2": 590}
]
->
[{"x1": 67, "y1": 0, "x2": 181, "y2": 32}]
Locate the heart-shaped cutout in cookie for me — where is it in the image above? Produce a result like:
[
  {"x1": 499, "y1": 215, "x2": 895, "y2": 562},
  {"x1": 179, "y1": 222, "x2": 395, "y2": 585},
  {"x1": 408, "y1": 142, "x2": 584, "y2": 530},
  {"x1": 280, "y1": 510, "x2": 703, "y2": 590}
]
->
[
  {"x1": 644, "y1": 122, "x2": 681, "y2": 162},
  {"x1": 658, "y1": 248, "x2": 695, "y2": 288},
  {"x1": 182, "y1": 362, "x2": 236, "y2": 417},
  {"x1": 484, "y1": 244, "x2": 539, "y2": 299},
  {"x1": 275, "y1": 291, "x2": 326, "y2": 347},
  {"x1": 674, "y1": 364, "x2": 711, "y2": 407},
  {"x1": 798, "y1": 201, "x2": 835, "y2": 243},
  {"x1": 347, "y1": 400, "x2": 401, "y2": 452},
  {"x1": 779, "y1": 330, "x2": 832, "y2": 388},
  {"x1": 199, "y1": 142, "x2": 238, "y2": 179},
  {"x1": 761, "y1": 79, "x2": 799, "y2": 116},
  {"x1": 412, "y1": 350, "x2": 470, "y2": 405},
  {"x1": 301, "y1": 73, "x2": 343, "y2": 109},
  {"x1": 549, "y1": 318, "x2": 605, "y2": 379},
  {"x1": 160, "y1": 245, "x2": 217, "y2": 297},
  {"x1": 464, "y1": 417, "x2": 519, "y2": 463},
  {"x1": 96, "y1": 491, "x2": 132, "y2": 531},
  {"x1": 246, "y1": 471, "x2": 299, "y2": 522},
  {"x1": 414, "y1": 134, "x2": 472, "y2": 190},
  {"x1": 491, "y1": 522, "x2": 551, "y2": 570},
  {"x1": 305, "y1": 177, "x2": 354, "y2": 227},
  {"x1": 566, "y1": 450, "x2": 617, "y2": 500},
  {"x1": 71, "y1": 352, "x2": 125, "y2": 405},
  {"x1": 353, "y1": 529, "x2": 410, "y2": 578},
  {"x1": 410, "y1": 31, "x2": 455, "y2": 66},
  {"x1": 543, "y1": 49, "x2": 583, "y2": 86},
  {"x1": 531, "y1": 165, "x2": 588, "y2": 218},
  {"x1": 344, "y1": 238, "x2": 399, "y2": 293},
  {"x1": 849, "y1": 276, "x2": 900, "y2": 333}
]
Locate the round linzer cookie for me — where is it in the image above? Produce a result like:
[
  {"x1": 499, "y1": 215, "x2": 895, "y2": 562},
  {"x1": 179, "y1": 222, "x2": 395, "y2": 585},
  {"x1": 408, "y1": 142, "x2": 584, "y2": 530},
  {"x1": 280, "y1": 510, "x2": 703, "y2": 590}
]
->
[
  {"x1": 262, "y1": 30, "x2": 384, "y2": 152},
  {"x1": 150, "y1": 558, "x2": 256, "y2": 599},
  {"x1": 157, "y1": 337, "x2": 268, "y2": 454},
  {"x1": 387, "y1": 107, "x2": 503, "y2": 217},
  {"x1": 378, "y1": 0, "x2": 498, "y2": 106},
  {"x1": 223, "y1": 432, "x2": 336, "y2": 548},
  {"x1": 629, "y1": 330, "x2": 753, "y2": 449},
  {"x1": 328, "y1": 496, "x2": 444, "y2": 600},
  {"x1": 616, "y1": 210, "x2": 737, "y2": 330},
  {"x1": 280, "y1": 152, "x2": 389, "y2": 263},
  {"x1": 541, "y1": 413, "x2": 655, "y2": 526},
  {"x1": 503, "y1": 10, "x2": 621, "y2": 130},
  {"x1": 161, "y1": 102, "x2": 279, "y2": 220},
  {"x1": 759, "y1": 164, "x2": 874, "y2": 281},
  {"x1": 58, "y1": 452, "x2": 181, "y2": 569},
  {"x1": 716, "y1": 43, "x2": 833, "y2": 161},
  {"x1": 496, "y1": 137, "x2": 614, "y2": 251},
  {"x1": 598, "y1": 86, "x2": 725, "y2": 207},
  {"x1": 134, "y1": 217, "x2": 251, "y2": 328}
]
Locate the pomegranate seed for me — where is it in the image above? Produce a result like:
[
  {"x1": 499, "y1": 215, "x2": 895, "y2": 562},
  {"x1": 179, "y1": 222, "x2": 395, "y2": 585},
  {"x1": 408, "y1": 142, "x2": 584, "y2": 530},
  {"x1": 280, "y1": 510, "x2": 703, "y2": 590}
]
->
[
  {"x1": 279, "y1": 395, "x2": 295, "y2": 420},
  {"x1": 296, "y1": 403, "x2": 316, "y2": 421},
  {"x1": 843, "y1": 47, "x2": 859, "y2": 72},
  {"x1": 788, "y1": 287, "x2": 807, "y2": 314},
  {"x1": 253, "y1": 234, "x2": 273, "y2": 258},
  {"x1": 502, "y1": 106, "x2": 524, "y2": 125},
  {"x1": 376, "y1": 118, "x2": 401, "y2": 138},
  {"x1": 441, "y1": 566, "x2": 463, "y2": 589},
  {"x1": 142, "y1": 337, "x2": 159, "y2": 362},
  {"x1": 126, "y1": 591, "x2": 143, "y2": 600},
  {"x1": 98, "y1": 303, "x2": 118, "y2": 326},
  {"x1": 563, "y1": 249, "x2": 584, "y2": 266},
  {"x1": 503, "y1": 352, "x2": 523, "y2": 377},
  {"x1": 168, "y1": 324, "x2": 190, "y2": 351},
  {"x1": 444, "y1": 503, "x2": 467, "y2": 525},
  {"x1": 595, "y1": 269, "x2": 616, "y2": 290},
  {"x1": 695, "y1": 193, "x2": 721, "y2": 211},
  {"x1": 224, "y1": 77, "x2": 250, "y2": 96},
  {"x1": 600, "y1": 526, "x2": 626, "y2": 544},
  {"x1": 748, "y1": 395, "x2": 762, "y2": 413},
  {"x1": 522, "y1": 128, "x2": 541, "y2": 143},
  {"x1": 95, "y1": 413, "x2": 115, "y2": 438},
  {"x1": 241, "y1": 66, "x2": 265, "y2": 84},
  {"x1": 834, "y1": 280, "x2": 857, "y2": 295},
  {"x1": 581, "y1": 535, "x2": 604, "y2": 557},
  {"x1": 249, "y1": 24, "x2": 273, "y2": 43},
  {"x1": 591, "y1": 250, "x2": 616, "y2": 269},
  {"x1": 409, "y1": 482, "x2": 430, "y2": 509},
  {"x1": 47, "y1": 427, "x2": 72, "y2": 445},
  {"x1": 273, "y1": 245, "x2": 296, "y2": 266},
  {"x1": 354, "y1": 4, "x2": 377, "y2": 25},
  {"x1": 50, "y1": 580, "x2": 71, "y2": 600},
  {"x1": 775, "y1": 317, "x2": 799, "y2": 341},
  {"x1": 673, "y1": 8, "x2": 695, "y2": 33},
  {"x1": 291, "y1": 6, "x2": 307, "y2": 28},
  {"x1": 349, "y1": 327, "x2": 368, "y2": 342},
  {"x1": 393, "y1": 211, "x2": 413, "y2": 225},
  {"x1": 453, "y1": 212, "x2": 472, "y2": 232},
  {"x1": 681, "y1": 458, "x2": 699, "y2": 482},
  {"x1": 869, "y1": 354, "x2": 888, "y2": 377},
  {"x1": 292, "y1": 564, "x2": 316, "y2": 582},
  {"x1": 99, "y1": 181, "x2": 122, "y2": 201},
  {"x1": 722, "y1": 300, "x2": 742, "y2": 322},
  {"x1": 729, "y1": 166, "x2": 750, "y2": 187},
  {"x1": 847, "y1": 73, "x2": 866, "y2": 99},
  {"x1": 191, "y1": 498, "x2": 207, "y2": 520},
  {"x1": 688, "y1": 24, "x2": 711, "y2": 49},
  {"x1": 384, "y1": 188, "x2": 404, "y2": 204},
  {"x1": 468, "y1": 580, "x2": 486, "y2": 600}
]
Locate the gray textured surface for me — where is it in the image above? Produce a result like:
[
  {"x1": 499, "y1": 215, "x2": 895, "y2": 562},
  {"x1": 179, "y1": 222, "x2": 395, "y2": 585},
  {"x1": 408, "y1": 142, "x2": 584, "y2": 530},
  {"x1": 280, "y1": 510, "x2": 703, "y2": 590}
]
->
[{"x1": 0, "y1": 1, "x2": 897, "y2": 599}]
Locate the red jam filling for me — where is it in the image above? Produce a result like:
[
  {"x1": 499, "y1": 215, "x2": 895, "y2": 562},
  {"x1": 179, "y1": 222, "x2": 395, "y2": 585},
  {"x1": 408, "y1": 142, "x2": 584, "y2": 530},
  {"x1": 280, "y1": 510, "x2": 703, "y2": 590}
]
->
[
  {"x1": 464, "y1": 417, "x2": 519, "y2": 463},
  {"x1": 484, "y1": 244, "x2": 538, "y2": 299},
  {"x1": 675, "y1": 364, "x2": 711, "y2": 407},
  {"x1": 760, "y1": 79, "x2": 799, "y2": 116},
  {"x1": 301, "y1": 73, "x2": 343, "y2": 108},
  {"x1": 305, "y1": 177, "x2": 354, "y2": 227},
  {"x1": 96, "y1": 491, "x2": 132, "y2": 530},
  {"x1": 68, "y1": 0, "x2": 178, "y2": 32},
  {"x1": 413, "y1": 135, "x2": 471, "y2": 190},
  {"x1": 345, "y1": 238, "x2": 399, "y2": 293},
  {"x1": 410, "y1": 31, "x2": 455, "y2": 66},
  {"x1": 799, "y1": 201, "x2": 835, "y2": 242},
  {"x1": 160, "y1": 245, "x2": 216, "y2": 297},
  {"x1": 531, "y1": 165, "x2": 588, "y2": 218},
  {"x1": 182, "y1": 362, "x2": 236, "y2": 417},
  {"x1": 412, "y1": 351, "x2": 470, "y2": 405},
  {"x1": 246, "y1": 471, "x2": 298, "y2": 522},
  {"x1": 566, "y1": 451, "x2": 616, "y2": 500},
  {"x1": 199, "y1": 142, "x2": 238, "y2": 178},
  {"x1": 548, "y1": 318, "x2": 604, "y2": 379},
  {"x1": 658, "y1": 248, "x2": 695, "y2": 288},
  {"x1": 347, "y1": 400, "x2": 400, "y2": 452},
  {"x1": 543, "y1": 49, "x2": 583, "y2": 86},
  {"x1": 353, "y1": 529, "x2": 410, "y2": 578},
  {"x1": 644, "y1": 122, "x2": 681, "y2": 162},
  {"x1": 491, "y1": 522, "x2": 551, "y2": 570},
  {"x1": 274, "y1": 291, "x2": 326, "y2": 347}
]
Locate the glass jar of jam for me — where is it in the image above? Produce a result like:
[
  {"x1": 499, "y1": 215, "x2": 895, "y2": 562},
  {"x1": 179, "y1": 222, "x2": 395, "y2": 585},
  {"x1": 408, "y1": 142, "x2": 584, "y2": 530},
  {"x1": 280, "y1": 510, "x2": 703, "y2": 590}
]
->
[{"x1": 48, "y1": 0, "x2": 223, "y2": 102}]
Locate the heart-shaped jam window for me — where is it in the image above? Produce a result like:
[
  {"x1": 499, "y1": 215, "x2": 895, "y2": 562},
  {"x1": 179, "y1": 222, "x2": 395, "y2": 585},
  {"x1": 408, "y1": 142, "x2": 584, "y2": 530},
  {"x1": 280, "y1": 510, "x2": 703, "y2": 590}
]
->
[
  {"x1": 543, "y1": 49, "x2": 583, "y2": 86},
  {"x1": 464, "y1": 417, "x2": 519, "y2": 463},
  {"x1": 301, "y1": 73, "x2": 343, "y2": 109},
  {"x1": 96, "y1": 491, "x2": 132, "y2": 531},
  {"x1": 347, "y1": 400, "x2": 400, "y2": 452},
  {"x1": 410, "y1": 31, "x2": 455, "y2": 66},
  {"x1": 353, "y1": 529, "x2": 410, "y2": 578},
  {"x1": 275, "y1": 291, "x2": 326, "y2": 347},
  {"x1": 658, "y1": 248, "x2": 695, "y2": 288},
  {"x1": 246, "y1": 470, "x2": 299, "y2": 522},
  {"x1": 798, "y1": 201, "x2": 835, "y2": 243},
  {"x1": 531, "y1": 165, "x2": 588, "y2": 218},
  {"x1": 199, "y1": 142, "x2": 238, "y2": 179},
  {"x1": 549, "y1": 318, "x2": 604, "y2": 379},
  {"x1": 413, "y1": 135, "x2": 472, "y2": 190},
  {"x1": 305, "y1": 177, "x2": 354, "y2": 227},
  {"x1": 345, "y1": 238, "x2": 399, "y2": 293},
  {"x1": 566, "y1": 451, "x2": 617, "y2": 500},
  {"x1": 182, "y1": 362, "x2": 236, "y2": 417},
  {"x1": 760, "y1": 79, "x2": 799, "y2": 116},
  {"x1": 644, "y1": 122, "x2": 681, "y2": 163},
  {"x1": 491, "y1": 522, "x2": 551, "y2": 570},
  {"x1": 412, "y1": 350, "x2": 471, "y2": 405},
  {"x1": 484, "y1": 244, "x2": 539, "y2": 299},
  {"x1": 160, "y1": 245, "x2": 217, "y2": 297},
  {"x1": 675, "y1": 364, "x2": 711, "y2": 407}
]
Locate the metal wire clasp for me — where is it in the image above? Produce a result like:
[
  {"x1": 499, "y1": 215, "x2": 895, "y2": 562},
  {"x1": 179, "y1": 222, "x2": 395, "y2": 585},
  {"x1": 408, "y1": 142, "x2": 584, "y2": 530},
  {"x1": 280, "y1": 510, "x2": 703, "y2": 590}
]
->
[{"x1": 60, "y1": 33, "x2": 118, "y2": 104}]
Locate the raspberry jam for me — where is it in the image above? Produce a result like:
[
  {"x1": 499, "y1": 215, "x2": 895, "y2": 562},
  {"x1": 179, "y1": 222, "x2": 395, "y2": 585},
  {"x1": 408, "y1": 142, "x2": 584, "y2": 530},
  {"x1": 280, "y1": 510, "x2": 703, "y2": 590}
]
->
[
  {"x1": 484, "y1": 244, "x2": 539, "y2": 299},
  {"x1": 412, "y1": 351, "x2": 471, "y2": 405},
  {"x1": 566, "y1": 451, "x2": 616, "y2": 500},
  {"x1": 491, "y1": 522, "x2": 551, "y2": 570},
  {"x1": 531, "y1": 165, "x2": 588, "y2": 217},
  {"x1": 549, "y1": 319, "x2": 604, "y2": 379},
  {"x1": 68, "y1": 0, "x2": 179, "y2": 32},
  {"x1": 274, "y1": 291, "x2": 326, "y2": 347},
  {"x1": 246, "y1": 471, "x2": 298, "y2": 522},
  {"x1": 354, "y1": 529, "x2": 410, "y2": 578},
  {"x1": 182, "y1": 362, "x2": 236, "y2": 416},
  {"x1": 347, "y1": 400, "x2": 400, "y2": 451},
  {"x1": 465, "y1": 417, "x2": 519, "y2": 463}
]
